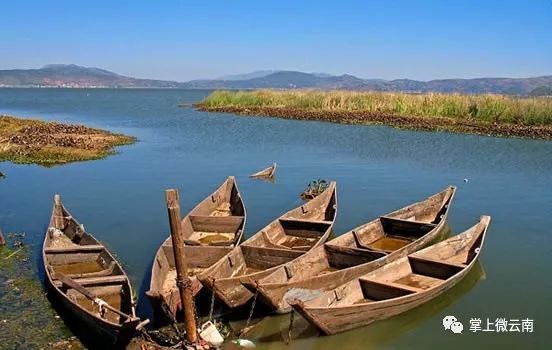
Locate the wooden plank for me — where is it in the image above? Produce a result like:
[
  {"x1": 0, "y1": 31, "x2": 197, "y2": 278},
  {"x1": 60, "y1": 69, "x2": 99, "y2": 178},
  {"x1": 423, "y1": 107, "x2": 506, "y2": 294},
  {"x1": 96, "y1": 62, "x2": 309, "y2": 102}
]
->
[
  {"x1": 408, "y1": 256, "x2": 465, "y2": 279},
  {"x1": 279, "y1": 218, "x2": 334, "y2": 225},
  {"x1": 189, "y1": 215, "x2": 244, "y2": 233},
  {"x1": 278, "y1": 219, "x2": 331, "y2": 238},
  {"x1": 359, "y1": 278, "x2": 422, "y2": 300},
  {"x1": 325, "y1": 244, "x2": 387, "y2": 259},
  {"x1": 242, "y1": 245, "x2": 303, "y2": 270},
  {"x1": 53, "y1": 274, "x2": 127, "y2": 287},
  {"x1": 325, "y1": 244, "x2": 386, "y2": 270},
  {"x1": 45, "y1": 245, "x2": 105, "y2": 253},
  {"x1": 380, "y1": 216, "x2": 437, "y2": 238}
]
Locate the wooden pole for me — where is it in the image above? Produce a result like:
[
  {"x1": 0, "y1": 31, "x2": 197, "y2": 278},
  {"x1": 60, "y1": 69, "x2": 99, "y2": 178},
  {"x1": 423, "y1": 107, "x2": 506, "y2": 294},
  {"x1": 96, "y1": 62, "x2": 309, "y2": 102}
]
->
[{"x1": 165, "y1": 189, "x2": 198, "y2": 344}]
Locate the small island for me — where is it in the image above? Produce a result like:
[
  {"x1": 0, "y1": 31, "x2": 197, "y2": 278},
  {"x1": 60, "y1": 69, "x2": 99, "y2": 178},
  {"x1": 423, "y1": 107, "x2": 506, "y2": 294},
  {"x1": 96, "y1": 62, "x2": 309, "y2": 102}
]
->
[
  {"x1": 197, "y1": 90, "x2": 552, "y2": 140},
  {"x1": 0, "y1": 115, "x2": 135, "y2": 166}
]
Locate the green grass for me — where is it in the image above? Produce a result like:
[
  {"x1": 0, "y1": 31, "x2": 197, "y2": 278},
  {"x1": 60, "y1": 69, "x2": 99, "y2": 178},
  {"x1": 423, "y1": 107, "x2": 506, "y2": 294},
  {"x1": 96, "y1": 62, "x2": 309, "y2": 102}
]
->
[{"x1": 200, "y1": 90, "x2": 552, "y2": 126}]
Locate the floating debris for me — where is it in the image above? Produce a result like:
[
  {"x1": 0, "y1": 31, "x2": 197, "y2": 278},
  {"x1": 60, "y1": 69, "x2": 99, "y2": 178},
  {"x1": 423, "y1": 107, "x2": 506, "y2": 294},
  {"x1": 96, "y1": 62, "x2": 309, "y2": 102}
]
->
[
  {"x1": 232, "y1": 339, "x2": 256, "y2": 348},
  {"x1": 250, "y1": 162, "x2": 277, "y2": 179}
]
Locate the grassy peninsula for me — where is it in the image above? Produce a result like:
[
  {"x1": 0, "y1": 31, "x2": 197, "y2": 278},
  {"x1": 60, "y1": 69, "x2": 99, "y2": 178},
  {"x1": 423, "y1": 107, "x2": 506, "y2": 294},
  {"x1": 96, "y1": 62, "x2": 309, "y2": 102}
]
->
[
  {"x1": 0, "y1": 115, "x2": 135, "y2": 166},
  {"x1": 197, "y1": 90, "x2": 552, "y2": 139}
]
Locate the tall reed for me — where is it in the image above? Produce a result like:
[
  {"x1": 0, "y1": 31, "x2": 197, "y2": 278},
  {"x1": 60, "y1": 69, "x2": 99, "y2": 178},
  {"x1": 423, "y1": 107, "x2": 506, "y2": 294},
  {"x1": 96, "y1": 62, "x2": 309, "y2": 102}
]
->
[{"x1": 201, "y1": 90, "x2": 552, "y2": 125}]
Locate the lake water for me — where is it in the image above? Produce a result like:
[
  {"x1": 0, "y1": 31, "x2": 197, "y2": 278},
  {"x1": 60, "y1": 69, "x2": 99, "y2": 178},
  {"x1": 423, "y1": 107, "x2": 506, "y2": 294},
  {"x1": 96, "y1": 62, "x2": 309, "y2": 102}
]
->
[{"x1": 0, "y1": 89, "x2": 550, "y2": 349}]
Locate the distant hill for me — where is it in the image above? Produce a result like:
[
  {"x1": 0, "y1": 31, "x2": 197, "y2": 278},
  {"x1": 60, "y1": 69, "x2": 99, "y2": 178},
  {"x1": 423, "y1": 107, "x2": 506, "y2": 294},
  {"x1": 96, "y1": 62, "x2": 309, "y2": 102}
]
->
[
  {"x1": 216, "y1": 70, "x2": 280, "y2": 81},
  {"x1": 0, "y1": 64, "x2": 181, "y2": 88},
  {"x1": 1, "y1": 64, "x2": 551, "y2": 95},
  {"x1": 181, "y1": 71, "x2": 552, "y2": 95},
  {"x1": 529, "y1": 86, "x2": 552, "y2": 96}
]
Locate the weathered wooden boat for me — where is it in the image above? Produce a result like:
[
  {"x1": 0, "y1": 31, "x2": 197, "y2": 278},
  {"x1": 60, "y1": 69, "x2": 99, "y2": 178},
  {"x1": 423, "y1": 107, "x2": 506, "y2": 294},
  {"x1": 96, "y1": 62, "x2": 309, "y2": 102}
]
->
[
  {"x1": 289, "y1": 215, "x2": 490, "y2": 335},
  {"x1": 147, "y1": 176, "x2": 246, "y2": 318},
  {"x1": 250, "y1": 163, "x2": 277, "y2": 179},
  {"x1": 242, "y1": 186, "x2": 456, "y2": 313},
  {"x1": 43, "y1": 195, "x2": 144, "y2": 345},
  {"x1": 197, "y1": 181, "x2": 337, "y2": 309}
]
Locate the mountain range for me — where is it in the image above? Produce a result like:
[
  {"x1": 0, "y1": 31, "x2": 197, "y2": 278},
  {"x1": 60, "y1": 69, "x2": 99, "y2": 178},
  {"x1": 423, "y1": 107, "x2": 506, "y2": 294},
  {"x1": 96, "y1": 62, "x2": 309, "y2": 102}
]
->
[{"x1": 0, "y1": 64, "x2": 550, "y2": 95}]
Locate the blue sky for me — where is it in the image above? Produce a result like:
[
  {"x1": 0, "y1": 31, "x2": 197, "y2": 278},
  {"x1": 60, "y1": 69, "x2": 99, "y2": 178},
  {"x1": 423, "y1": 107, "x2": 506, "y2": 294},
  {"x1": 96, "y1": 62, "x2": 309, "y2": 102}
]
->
[{"x1": 0, "y1": 0, "x2": 550, "y2": 81}]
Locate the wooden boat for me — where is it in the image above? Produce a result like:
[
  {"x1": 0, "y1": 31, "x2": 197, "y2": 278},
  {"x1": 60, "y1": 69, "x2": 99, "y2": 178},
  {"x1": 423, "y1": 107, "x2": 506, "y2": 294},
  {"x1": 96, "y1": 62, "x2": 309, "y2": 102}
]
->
[
  {"x1": 242, "y1": 186, "x2": 456, "y2": 313},
  {"x1": 250, "y1": 163, "x2": 277, "y2": 179},
  {"x1": 43, "y1": 195, "x2": 143, "y2": 345},
  {"x1": 147, "y1": 176, "x2": 246, "y2": 318},
  {"x1": 197, "y1": 181, "x2": 337, "y2": 309},
  {"x1": 289, "y1": 215, "x2": 490, "y2": 335}
]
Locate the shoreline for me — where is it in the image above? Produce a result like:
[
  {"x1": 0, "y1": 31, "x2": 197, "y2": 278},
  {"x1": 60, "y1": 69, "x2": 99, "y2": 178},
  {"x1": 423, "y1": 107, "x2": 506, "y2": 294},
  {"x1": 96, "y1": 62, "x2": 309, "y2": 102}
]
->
[
  {"x1": 196, "y1": 105, "x2": 552, "y2": 140},
  {"x1": 0, "y1": 114, "x2": 135, "y2": 166}
]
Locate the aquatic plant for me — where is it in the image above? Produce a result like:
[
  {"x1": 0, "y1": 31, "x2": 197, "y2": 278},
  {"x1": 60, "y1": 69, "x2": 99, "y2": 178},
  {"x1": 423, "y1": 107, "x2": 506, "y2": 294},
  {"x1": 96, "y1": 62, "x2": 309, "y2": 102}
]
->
[
  {"x1": 0, "y1": 233, "x2": 83, "y2": 349},
  {"x1": 301, "y1": 179, "x2": 329, "y2": 200}
]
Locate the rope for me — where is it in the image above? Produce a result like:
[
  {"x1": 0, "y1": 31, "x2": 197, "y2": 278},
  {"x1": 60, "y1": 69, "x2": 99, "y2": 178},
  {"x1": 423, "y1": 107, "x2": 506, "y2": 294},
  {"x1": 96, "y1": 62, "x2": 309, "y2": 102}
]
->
[
  {"x1": 240, "y1": 281, "x2": 259, "y2": 337},
  {"x1": 161, "y1": 301, "x2": 183, "y2": 339},
  {"x1": 286, "y1": 310, "x2": 295, "y2": 344},
  {"x1": 208, "y1": 278, "x2": 216, "y2": 322}
]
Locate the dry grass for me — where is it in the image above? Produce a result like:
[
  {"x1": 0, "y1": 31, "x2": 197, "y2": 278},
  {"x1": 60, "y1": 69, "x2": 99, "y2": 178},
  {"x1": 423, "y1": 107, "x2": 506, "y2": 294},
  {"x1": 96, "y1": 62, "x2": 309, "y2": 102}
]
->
[
  {"x1": 0, "y1": 115, "x2": 135, "y2": 166},
  {"x1": 200, "y1": 90, "x2": 552, "y2": 126}
]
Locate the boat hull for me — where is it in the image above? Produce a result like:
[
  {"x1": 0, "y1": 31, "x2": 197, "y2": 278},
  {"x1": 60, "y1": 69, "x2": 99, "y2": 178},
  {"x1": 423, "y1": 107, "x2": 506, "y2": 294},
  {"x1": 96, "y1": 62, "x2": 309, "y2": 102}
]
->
[
  {"x1": 247, "y1": 221, "x2": 448, "y2": 313},
  {"x1": 245, "y1": 186, "x2": 456, "y2": 313},
  {"x1": 293, "y1": 256, "x2": 477, "y2": 335}
]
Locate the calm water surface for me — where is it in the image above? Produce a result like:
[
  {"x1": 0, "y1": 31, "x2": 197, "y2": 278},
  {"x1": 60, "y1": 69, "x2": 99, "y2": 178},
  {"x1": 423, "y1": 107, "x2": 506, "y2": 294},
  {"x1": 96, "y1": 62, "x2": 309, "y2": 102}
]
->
[{"x1": 0, "y1": 89, "x2": 550, "y2": 349}]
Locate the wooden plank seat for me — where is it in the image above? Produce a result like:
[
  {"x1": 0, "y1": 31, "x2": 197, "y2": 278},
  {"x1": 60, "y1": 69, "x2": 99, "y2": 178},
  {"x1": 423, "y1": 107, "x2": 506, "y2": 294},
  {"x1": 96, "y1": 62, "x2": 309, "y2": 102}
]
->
[
  {"x1": 359, "y1": 278, "x2": 423, "y2": 301},
  {"x1": 324, "y1": 244, "x2": 387, "y2": 270},
  {"x1": 53, "y1": 274, "x2": 127, "y2": 288},
  {"x1": 325, "y1": 243, "x2": 388, "y2": 259},
  {"x1": 189, "y1": 215, "x2": 244, "y2": 233},
  {"x1": 408, "y1": 256, "x2": 465, "y2": 280},
  {"x1": 44, "y1": 244, "x2": 105, "y2": 253},
  {"x1": 380, "y1": 216, "x2": 438, "y2": 228},
  {"x1": 279, "y1": 218, "x2": 334, "y2": 225}
]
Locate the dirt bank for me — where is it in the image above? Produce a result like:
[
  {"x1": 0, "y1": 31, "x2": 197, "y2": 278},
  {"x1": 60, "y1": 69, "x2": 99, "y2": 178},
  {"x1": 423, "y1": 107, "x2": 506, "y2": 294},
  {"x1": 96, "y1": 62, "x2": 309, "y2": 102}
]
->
[
  {"x1": 196, "y1": 105, "x2": 552, "y2": 140},
  {"x1": 0, "y1": 115, "x2": 135, "y2": 166}
]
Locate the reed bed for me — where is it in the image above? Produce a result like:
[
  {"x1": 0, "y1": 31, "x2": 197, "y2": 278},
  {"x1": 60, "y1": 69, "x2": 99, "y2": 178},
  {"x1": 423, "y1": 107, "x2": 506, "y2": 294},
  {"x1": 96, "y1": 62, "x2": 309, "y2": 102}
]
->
[{"x1": 200, "y1": 90, "x2": 552, "y2": 126}]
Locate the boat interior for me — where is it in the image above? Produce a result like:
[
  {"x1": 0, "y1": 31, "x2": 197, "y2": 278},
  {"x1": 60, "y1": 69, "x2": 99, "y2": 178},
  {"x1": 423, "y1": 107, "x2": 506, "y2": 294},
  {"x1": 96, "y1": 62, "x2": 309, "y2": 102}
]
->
[
  {"x1": 183, "y1": 183, "x2": 245, "y2": 246},
  {"x1": 321, "y1": 216, "x2": 437, "y2": 271},
  {"x1": 208, "y1": 244, "x2": 305, "y2": 278},
  {"x1": 307, "y1": 220, "x2": 486, "y2": 308},
  {"x1": 266, "y1": 218, "x2": 333, "y2": 251},
  {"x1": 45, "y1": 219, "x2": 132, "y2": 324}
]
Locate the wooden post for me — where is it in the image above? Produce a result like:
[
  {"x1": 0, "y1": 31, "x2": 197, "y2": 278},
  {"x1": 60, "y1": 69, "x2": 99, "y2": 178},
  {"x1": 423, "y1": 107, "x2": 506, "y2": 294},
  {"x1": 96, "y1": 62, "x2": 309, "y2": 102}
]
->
[{"x1": 165, "y1": 189, "x2": 198, "y2": 344}]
